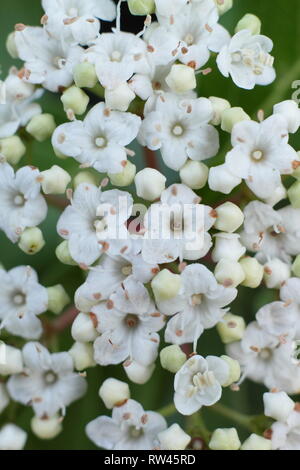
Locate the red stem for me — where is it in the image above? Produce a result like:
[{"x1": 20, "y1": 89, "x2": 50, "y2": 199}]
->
[
  {"x1": 144, "y1": 147, "x2": 159, "y2": 170},
  {"x1": 43, "y1": 306, "x2": 78, "y2": 337}
]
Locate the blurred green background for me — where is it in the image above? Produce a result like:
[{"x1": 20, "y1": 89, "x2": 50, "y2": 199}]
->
[{"x1": 0, "y1": 0, "x2": 300, "y2": 450}]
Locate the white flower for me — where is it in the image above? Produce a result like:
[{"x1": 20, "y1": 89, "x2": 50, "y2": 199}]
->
[
  {"x1": 57, "y1": 183, "x2": 133, "y2": 266},
  {"x1": 0, "y1": 162, "x2": 47, "y2": 243},
  {"x1": 86, "y1": 399, "x2": 166, "y2": 450},
  {"x1": 174, "y1": 355, "x2": 229, "y2": 415},
  {"x1": 42, "y1": 0, "x2": 116, "y2": 45},
  {"x1": 0, "y1": 266, "x2": 48, "y2": 339},
  {"x1": 15, "y1": 26, "x2": 83, "y2": 92},
  {"x1": 255, "y1": 301, "x2": 297, "y2": 339},
  {"x1": 86, "y1": 31, "x2": 150, "y2": 89},
  {"x1": 0, "y1": 424, "x2": 27, "y2": 450},
  {"x1": 138, "y1": 94, "x2": 219, "y2": 171},
  {"x1": 240, "y1": 202, "x2": 300, "y2": 263},
  {"x1": 217, "y1": 29, "x2": 275, "y2": 89},
  {"x1": 225, "y1": 115, "x2": 297, "y2": 199},
  {"x1": 52, "y1": 102, "x2": 141, "y2": 174},
  {"x1": 92, "y1": 277, "x2": 165, "y2": 366},
  {"x1": 271, "y1": 411, "x2": 300, "y2": 450},
  {"x1": 154, "y1": 0, "x2": 187, "y2": 18},
  {"x1": 273, "y1": 100, "x2": 300, "y2": 134},
  {"x1": 7, "y1": 342, "x2": 87, "y2": 417},
  {"x1": 280, "y1": 278, "x2": 300, "y2": 338},
  {"x1": 227, "y1": 321, "x2": 300, "y2": 394},
  {"x1": 160, "y1": 264, "x2": 237, "y2": 348},
  {"x1": 142, "y1": 184, "x2": 216, "y2": 264}
]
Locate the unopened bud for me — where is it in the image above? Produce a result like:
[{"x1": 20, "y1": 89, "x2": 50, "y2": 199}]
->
[
  {"x1": 160, "y1": 345, "x2": 187, "y2": 373},
  {"x1": 158, "y1": 424, "x2": 191, "y2": 450},
  {"x1": 26, "y1": 113, "x2": 56, "y2": 142},
  {"x1": 235, "y1": 14, "x2": 261, "y2": 35},
  {"x1": 0, "y1": 343, "x2": 23, "y2": 375},
  {"x1": 0, "y1": 424, "x2": 27, "y2": 450},
  {"x1": 179, "y1": 160, "x2": 209, "y2": 190},
  {"x1": 151, "y1": 269, "x2": 181, "y2": 302},
  {"x1": 240, "y1": 257, "x2": 264, "y2": 288},
  {"x1": 263, "y1": 259, "x2": 291, "y2": 289},
  {"x1": 221, "y1": 107, "x2": 250, "y2": 133},
  {"x1": 123, "y1": 360, "x2": 155, "y2": 384},
  {"x1": 263, "y1": 391, "x2": 295, "y2": 422},
  {"x1": 288, "y1": 180, "x2": 300, "y2": 208},
  {"x1": 214, "y1": 259, "x2": 245, "y2": 287},
  {"x1": 47, "y1": 284, "x2": 70, "y2": 314},
  {"x1": 73, "y1": 62, "x2": 98, "y2": 89},
  {"x1": 217, "y1": 313, "x2": 245, "y2": 344},
  {"x1": 109, "y1": 161, "x2": 136, "y2": 187},
  {"x1": 273, "y1": 100, "x2": 300, "y2": 134},
  {"x1": 209, "y1": 428, "x2": 240, "y2": 450},
  {"x1": 241, "y1": 434, "x2": 272, "y2": 450},
  {"x1": 208, "y1": 164, "x2": 241, "y2": 194},
  {"x1": 56, "y1": 240, "x2": 77, "y2": 266},
  {"x1": 99, "y1": 378, "x2": 130, "y2": 409},
  {"x1": 292, "y1": 254, "x2": 300, "y2": 277},
  {"x1": 0, "y1": 136, "x2": 26, "y2": 165},
  {"x1": 69, "y1": 342, "x2": 96, "y2": 371},
  {"x1": 6, "y1": 32, "x2": 18, "y2": 59},
  {"x1": 71, "y1": 312, "x2": 98, "y2": 342},
  {"x1": 128, "y1": 0, "x2": 155, "y2": 15},
  {"x1": 61, "y1": 86, "x2": 89, "y2": 116},
  {"x1": 214, "y1": 202, "x2": 244, "y2": 233},
  {"x1": 74, "y1": 171, "x2": 98, "y2": 188},
  {"x1": 221, "y1": 355, "x2": 241, "y2": 386},
  {"x1": 212, "y1": 233, "x2": 246, "y2": 262},
  {"x1": 105, "y1": 82, "x2": 136, "y2": 112},
  {"x1": 209, "y1": 96, "x2": 231, "y2": 126},
  {"x1": 263, "y1": 183, "x2": 287, "y2": 207},
  {"x1": 165, "y1": 64, "x2": 196, "y2": 94},
  {"x1": 40, "y1": 165, "x2": 71, "y2": 195},
  {"x1": 18, "y1": 227, "x2": 45, "y2": 255},
  {"x1": 135, "y1": 168, "x2": 166, "y2": 201},
  {"x1": 31, "y1": 414, "x2": 62, "y2": 440}
]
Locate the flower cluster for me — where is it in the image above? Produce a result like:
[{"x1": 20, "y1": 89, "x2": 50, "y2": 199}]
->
[{"x1": 1, "y1": 0, "x2": 300, "y2": 451}]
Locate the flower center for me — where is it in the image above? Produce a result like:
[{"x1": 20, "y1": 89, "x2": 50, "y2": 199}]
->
[
  {"x1": 191, "y1": 294, "x2": 203, "y2": 306},
  {"x1": 44, "y1": 371, "x2": 58, "y2": 385},
  {"x1": 125, "y1": 314, "x2": 139, "y2": 328},
  {"x1": 95, "y1": 137, "x2": 107, "y2": 149},
  {"x1": 172, "y1": 125, "x2": 184, "y2": 137},
  {"x1": 251, "y1": 150, "x2": 264, "y2": 161},
  {"x1": 94, "y1": 216, "x2": 107, "y2": 233},
  {"x1": 129, "y1": 426, "x2": 143, "y2": 438},
  {"x1": 260, "y1": 348, "x2": 272, "y2": 360},
  {"x1": 184, "y1": 33, "x2": 194, "y2": 46},
  {"x1": 13, "y1": 293, "x2": 25, "y2": 306},
  {"x1": 111, "y1": 50, "x2": 122, "y2": 62},
  {"x1": 121, "y1": 265, "x2": 133, "y2": 276},
  {"x1": 231, "y1": 52, "x2": 242, "y2": 63},
  {"x1": 13, "y1": 194, "x2": 25, "y2": 206},
  {"x1": 53, "y1": 56, "x2": 67, "y2": 69},
  {"x1": 193, "y1": 371, "x2": 216, "y2": 389}
]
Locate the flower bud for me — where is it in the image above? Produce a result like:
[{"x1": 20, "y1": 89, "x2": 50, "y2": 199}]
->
[
  {"x1": 288, "y1": 180, "x2": 300, "y2": 208},
  {"x1": 6, "y1": 32, "x2": 18, "y2": 59},
  {"x1": 263, "y1": 259, "x2": 291, "y2": 289},
  {"x1": 273, "y1": 100, "x2": 300, "y2": 134},
  {"x1": 47, "y1": 284, "x2": 70, "y2": 314},
  {"x1": 56, "y1": 240, "x2": 77, "y2": 266},
  {"x1": 18, "y1": 227, "x2": 45, "y2": 255},
  {"x1": 263, "y1": 391, "x2": 294, "y2": 422},
  {"x1": 0, "y1": 384, "x2": 9, "y2": 414},
  {"x1": 135, "y1": 168, "x2": 166, "y2": 201},
  {"x1": 209, "y1": 96, "x2": 231, "y2": 126},
  {"x1": 0, "y1": 343, "x2": 23, "y2": 375},
  {"x1": 209, "y1": 428, "x2": 240, "y2": 450},
  {"x1": 69, "y1": 342, "x2": 96, "y2": 371},
  {"x1": 128, "y1": 0, "x2": 155, "y2": 15},
  {"x1": 109, "y1": 161, "x2": 136, "y2": 187},
  {"x1": 214, "y1": 202, "x2": 244, "y2": 233},
  {"x1": 239, "y1": 257, "x2": 264, "y2": 288},
  {"x1": 221, "y1": 355, "x2": 241, "y2": 386},
  {"x1": 73, "y1": 62, "x2": 98, "y2": 89},
  {"x1": 123, "y1": 360, "x2": 155, "y2": 384},
  {"x1": 158, "y1": 424, "x2": 191, "y2": 450},
  {"x1": 26, "y1": 113, "x2": 56, "y2": 142},
  {"x1": 0, "y1": 424, "x2": 27, "y2": 450},
  {"x1": 165, "y1": 64, "x2": 196, "y2": 94},
  {"x1": 240, "y1": 434, "x2": 272, "y2": 450},
  {"x1": 214, "y1": 0, "x2": 233, "y2": 15},
  {"x1": 40, "y1": 165, "x2": 71, "y2": 195},
  {"x1": 54, "y1": 148, "x2": 68, "y2": 160},
  {"x1": 235, "y1": 14, "x2": 261, "y2": 35},
  {"x1": 263, "y1": 183, "x2": 286, "y2": 207},
  {"x1": 221, "y1": 107, "x2": 250, "y2": 133},
  {"x1": 179, "y1": 160, "x2": 209, "y2": 190},
  {"x1": 212, "y1": 233, "x2": 246, "y2": 262},
  {"x1": 71, "y1": 312, "x2": 98, "y2": 342},
  {"x1": 217, "y1": 313, "x2": 245, "y2": 344},
  {"x1": 292, "y1": 254, "x2": 300, "y2": 277},
  {"x1": 61, "y1": 86, "x2": 89, "y2": 115},
  {"x1": 0, "y1": 136, "x2": 26, "y2": 165},
  {"x1": 214, "y1": 259, "x2": 245, "y2": 287},
  {"x1": 160, "y1": 345, "x2": 187, "y2": 373},
  {"x1": 105, "y1": 83, "x2": 136, "y2": 112},
  {"x1": 99, "y1": 378, "x2": 130, "y2": 409},
  {"x1": 74, "y1": 171, "x2": 98, "y2": 188},
  {"x1": 31, "y1": 415, "x2": 62, "y2": 440},
  {"x1": 151, "y1": 269, "x2": 181, "y2": 302},
  {"x1": 208, "y1": 164, "x2": 241, "y2": 194}
]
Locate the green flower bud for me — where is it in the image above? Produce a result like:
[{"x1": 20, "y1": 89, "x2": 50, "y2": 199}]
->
[
  {"x1": 128, "y1": 0, "x2": 155, "y2": 16},
  {"x1": 47, "y1": 284, "x2": 70, "y2": 314},
  {"x1": 221, "y1": 355, "x2": 241, "y2": 386},
  {"x1": 292, "y1": 254, "x2": 300, "y2": 277},
  {"x1": 158, "y1": 424, "x2": 191, "y2": 451},
  {"x1": 288, "y1": 180, "x2": 300, "y2": 208},
  {"x1": 165, "y1": 64, "x2": 196, "y2": 93},
  {"x1": 0, "y1": 136, "x2": 26, "y2": 165},
  {"x1": 56, "y1": 240, "x2": 77, "y2": 266},
  {"x1": 69, "y1": 342, "x2": 96, "y2": 371},
  {"x1": 221, "y1": 107, "x2": 250, "y2": 133},
  {"x1": 40, "y1": 165, "x2": 71, "y2": 195},
  {"x1": 31, "y1": 415, "x2": 62, "y2": 440},
  {"x1": 99, "y1": 378, "x2": 130, "y2": 409},
  {"x1": 217, "y1": 313, "x2": 245, "y2": 344},
  {"x1": 74, "y1": 171, "x2": 99, "y2": 188},
  {"x1": 214, "y1": 0, "x2": 233, "y2": 15},
  {"x1": 214, "y1": 202, "x2": 244, "y2": 233},
  {"x1": 214, "y1": 259, "x2": 245, "y2": 287},
  {"x1": 209, "y1": 96, "x2": 231, "y2": 126},
  {"x1": 235, "y1": 14, "x2": 261, "y2": 35},
  {"x1": 18, "y1": 227, "x2": 45, "y2": 255},
  {"x1": 135, "y1": 168, "x2": 166, "y2": 201},
  {"x1": 240, "y1": 256, "x2": 264, "y2": 288},
  {"x1": 209, "y1": 428, "x2": 240, "y2": 450},
  {"x1": 105, "y1": 83, "x2": 136, "y2": 111},
  {"x1": 241, "y1": 434, "x2": 272, "y2": 450},
  {"x1": 109, "y1": 161, "x2": 136, "y2": 187},
  {"x1": 179, "y1": 160, "x2": 209, "y2": 190},
  {"x1": 26, "y1": 113, "x2": 56, "y2": 142},
  {"x1": 151, "y1": 269, "x2": 181, "y2": 302},
  {"x1": 160, "y1": 345, "x2": 187, "y2": 373},
  {"x1": 6, "y1": 32, "x2": 18, "y2": 59},
  {"x1": 73, "y1": 62, "x2": 98, "y2": 88},
  {"x1": 61, "y1": 86, "x2": 90, "y2": 115}
]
